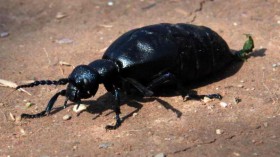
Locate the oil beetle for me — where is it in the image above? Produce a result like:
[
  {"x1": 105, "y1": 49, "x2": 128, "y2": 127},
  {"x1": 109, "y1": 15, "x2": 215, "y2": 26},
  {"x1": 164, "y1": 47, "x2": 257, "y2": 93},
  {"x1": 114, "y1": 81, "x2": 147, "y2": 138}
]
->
[{"x1": 16, "y1": 23, "x2": 254, "y2": 130}]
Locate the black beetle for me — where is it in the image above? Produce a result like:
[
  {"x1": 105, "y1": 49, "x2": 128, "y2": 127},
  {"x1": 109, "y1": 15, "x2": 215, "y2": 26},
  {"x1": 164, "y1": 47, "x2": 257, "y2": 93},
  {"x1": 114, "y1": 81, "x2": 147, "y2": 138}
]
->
[{"x1": 16, "y1": 23, "x2": 254, "y2": 129}]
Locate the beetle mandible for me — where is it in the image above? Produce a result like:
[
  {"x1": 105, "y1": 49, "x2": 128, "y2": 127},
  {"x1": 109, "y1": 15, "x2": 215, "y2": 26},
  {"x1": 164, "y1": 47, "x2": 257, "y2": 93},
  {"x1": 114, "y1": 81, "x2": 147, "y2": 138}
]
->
[{"x1": 16, "y1": 23, "x2": 254, "y2": 130}]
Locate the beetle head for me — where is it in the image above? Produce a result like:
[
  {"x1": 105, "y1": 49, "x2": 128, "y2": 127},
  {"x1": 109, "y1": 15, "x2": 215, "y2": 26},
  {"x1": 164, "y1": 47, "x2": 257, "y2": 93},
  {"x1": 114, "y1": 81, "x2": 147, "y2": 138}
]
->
[{"x1": 66, "y1": 65, "x2": 100, "y2": 102}]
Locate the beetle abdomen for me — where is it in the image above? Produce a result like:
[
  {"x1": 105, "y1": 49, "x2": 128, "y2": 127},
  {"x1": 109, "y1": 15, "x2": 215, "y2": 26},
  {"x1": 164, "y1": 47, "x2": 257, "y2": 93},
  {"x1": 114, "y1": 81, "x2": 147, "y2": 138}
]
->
[
  {"x1": 171, "y1": 24, "x2": 234, "y2": 82},
  {"x1": 103, "y1": 23, "x2": 235, "y2": 84}
]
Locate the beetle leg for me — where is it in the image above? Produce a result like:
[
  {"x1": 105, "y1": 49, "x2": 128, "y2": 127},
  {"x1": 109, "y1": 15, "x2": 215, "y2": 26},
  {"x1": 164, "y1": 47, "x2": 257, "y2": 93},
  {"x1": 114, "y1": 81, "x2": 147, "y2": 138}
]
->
[
  {"x1": 121, "y1": 77, "x2": 154, "y2": 97},
  {"x1": 146, "y1": 72, "x2": 175, "y2": 90},
  {"x1": 21, "y1": 90, "x2": 66, "y2": 118},
  {"x1": 183, "y1": 92, "x2": 222, "y2": 101},
  {"x1": 105, "y1": 88, "x2": 122, "y2": 130}
]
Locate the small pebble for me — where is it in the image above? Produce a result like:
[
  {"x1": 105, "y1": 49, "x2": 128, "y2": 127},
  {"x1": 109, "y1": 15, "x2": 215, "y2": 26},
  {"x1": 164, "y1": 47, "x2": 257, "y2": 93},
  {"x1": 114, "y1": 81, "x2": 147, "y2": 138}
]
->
[
  {"x1": 0, "y1": 102, "x2": 4, "y2": 106},
  {"x1": 240, "y1": 80, "x2": 245, "y2": 83},
  {"x1": 234, "y1": 97, "x2": 241, "y2": 104},
  {"x1": 233, "y1": 152, "x2": 240, "y2": 156},
  {"x1": 20, "y1": 128, "x2": 26, "y2": 136},
  {"x1": 63, "y1": 114, "x2": 71, "y2": 120},
  {"x1": 107, "y1": 1, "x2": 114, "y2": 6},
  {"x1": 25, "y1": 102, "x2": 34, "y2": 108},
  {"x1": 132, "y1": 112, "x2": 138, "y2": 117},
  {"x1": 263, "y1": 122, "x2": 268, "y2": 127},
  {"x1": 216, "y1": 129, "x2": 224, "y2": 135},
  {"x1": 99, "y1": 142, "x2": 112, "y2": 149},
  {"x1": 219, "y1": 102, "x2": 228, "y2": 108},
  {"x1": 237, "y1": 84, "x2": 244, "y2": 88},
  {"x1": 272, "y1": 64, "x2": 277, "y2": 68},
  {"x1": 155, "y1": 153, "x2": 166, "y2": 157},
  {"x1": 202, "y1": 97, "x2": 212, "y2": 103},
  {"x1": 56, "y1": 12, "x2": 67, "y2": 19},
  {"x1": 55, "y1": 38, "x2": 73, "y2": 44},
  {"x1": 233, "y1": 22, "x2": 238, "y2": 26},
  {"x1": 73, "y1": 104, "x2": 87, "y2": 113},
  {"x1": 0, "y1": 32, "x2": 9, "y2": 38},
  {"x1": 207, "y1": 104, "x2": 214, "y2": 109},
  {"x1": 15, "y1": 115, "x2": 22, "y2": 122}
]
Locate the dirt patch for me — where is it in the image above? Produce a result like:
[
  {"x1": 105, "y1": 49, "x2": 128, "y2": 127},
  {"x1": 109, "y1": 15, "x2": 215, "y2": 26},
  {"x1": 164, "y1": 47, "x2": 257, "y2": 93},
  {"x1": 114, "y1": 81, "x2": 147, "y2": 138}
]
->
[{"x1": 1, "y1": 0, "x2": 280, "y2": 156}]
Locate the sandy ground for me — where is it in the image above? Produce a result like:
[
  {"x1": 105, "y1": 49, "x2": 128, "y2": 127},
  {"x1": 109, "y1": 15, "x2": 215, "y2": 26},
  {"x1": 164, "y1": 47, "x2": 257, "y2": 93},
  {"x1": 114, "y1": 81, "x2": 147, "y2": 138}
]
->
[{"x1": 0, "y1": 0, "x2": 280, "y2": 156}]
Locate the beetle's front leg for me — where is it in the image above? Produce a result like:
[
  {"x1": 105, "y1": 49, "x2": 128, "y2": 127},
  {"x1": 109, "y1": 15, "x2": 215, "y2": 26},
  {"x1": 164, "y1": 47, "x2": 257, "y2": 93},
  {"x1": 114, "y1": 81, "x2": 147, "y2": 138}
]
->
[{"x1": 105, "y1": 88, "x2": 122, "y2": 130}]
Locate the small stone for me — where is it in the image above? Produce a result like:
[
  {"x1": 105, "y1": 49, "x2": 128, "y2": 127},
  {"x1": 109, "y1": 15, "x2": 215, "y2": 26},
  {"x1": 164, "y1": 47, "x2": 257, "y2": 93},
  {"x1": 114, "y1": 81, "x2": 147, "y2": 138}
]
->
[
  {"x1": 207, "y1": 104, "x2": 214, "y2": 109},
  {"x1": 202, "y1": 97, "x2": 212, "y2": 103},
  {"x1": 132, "y1": 112, "x2": 138, "y2": 117},
  {"x1": 233, "y1": 22, "x2": 238, "y2": 26},
  {"x1": 234, "y1": 97, "x2": 241, "y2": 104},
  {"x1": 20, "y1": 128, "x2": 26, "y2": 136},
  {"x1": 99, "y1": 142, "x2": 113, "y2": 149},
  {"x1": 240, "y1": 80, "x2": 245, "y2": 83},
  {"x1": 216, "y1": 129, "x2": 224, "y2": 135},
  {"x1": 63, "y1": 114, "x2": 71, "y2": 120},
  {"x1": 73, "y1": 104, "x2": 87, "y2": 113},
  {"x1": 25, "y1": 102, "x2": 34, "y2": 108},
  {"x1": 15, "y1": 115, "x2": 22, "y2": 122},
  {"x1": 237, "y1": 84, "x2": 244, "y2": 88},
  {"x1": 55, "y1": 38, "x2": 73, "y2": 44},
  {"x1": 219, "y1": 102, "x2": 228, "y2": 108},
  {"x1": 233, "y1": 152, "x2": 240, "y2": 156},
  {"x1": 0, "y1": 102, "x2": 4, "y2": 106},
  {"x1": 107, "y1": 1, "x2": 114, "y2": 6},
  {"x1": 0, "y1": 32, "x2": 9, "y2": 38},
  {"x1": 272, "y1": 64, "x2": 277, "y2": 68},
  {"x1": 251, "y1": 88, "x2": 255, "y2": 90},
  {"x1": 155, "y1": 153, "x2": 166, "y2": 157},
  {"x1": 263, "y1": 122, "x2": 268, "y2": 127},
  {"x1": 56, "y1": 12, "x2": 67, "y2": 19}
]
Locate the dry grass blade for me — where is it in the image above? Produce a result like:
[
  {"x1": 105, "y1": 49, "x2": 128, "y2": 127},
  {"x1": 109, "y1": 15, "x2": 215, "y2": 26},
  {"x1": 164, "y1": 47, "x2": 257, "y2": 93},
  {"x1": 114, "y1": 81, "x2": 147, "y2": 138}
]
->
[
  {"x1": 0, "y1": 79, "x2": 32, "y2": 95},
  {"x1": 59, "y1": 61, "x2": 72, "y2": 67}
]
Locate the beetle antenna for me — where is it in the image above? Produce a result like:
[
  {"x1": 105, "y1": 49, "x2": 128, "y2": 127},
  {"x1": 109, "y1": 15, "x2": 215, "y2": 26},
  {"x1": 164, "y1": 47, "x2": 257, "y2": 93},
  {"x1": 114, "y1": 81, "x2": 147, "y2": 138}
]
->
[{"x1": 16, "y1": 78, "x2": 69, "y2": 90}]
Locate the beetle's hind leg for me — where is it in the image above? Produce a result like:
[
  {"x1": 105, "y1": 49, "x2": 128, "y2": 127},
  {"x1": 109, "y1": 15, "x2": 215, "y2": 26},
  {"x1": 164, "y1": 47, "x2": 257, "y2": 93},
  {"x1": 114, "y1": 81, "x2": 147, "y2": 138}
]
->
[
  {"x1": 121, "y1": 77, "x2": 154, "y2": 97},
  {"x1": 175, "y1": 82, "x2": 222, "y2": 101},
  {"x1": 183, "y1": 92, "x2": 222, "y2": 101}
]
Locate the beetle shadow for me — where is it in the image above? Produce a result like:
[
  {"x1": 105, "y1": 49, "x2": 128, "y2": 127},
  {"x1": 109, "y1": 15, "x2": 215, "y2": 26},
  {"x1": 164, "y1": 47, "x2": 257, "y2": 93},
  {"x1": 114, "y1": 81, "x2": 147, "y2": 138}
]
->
[{"x1": 56, "y1": 92, "x2": 182, "y2": 124}]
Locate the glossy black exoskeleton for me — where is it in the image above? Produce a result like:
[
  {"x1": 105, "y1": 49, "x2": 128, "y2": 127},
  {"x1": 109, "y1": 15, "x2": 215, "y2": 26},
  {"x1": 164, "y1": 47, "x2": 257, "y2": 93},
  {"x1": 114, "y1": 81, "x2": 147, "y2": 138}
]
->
[{"x1": 16, "y1": 23, "x2": 254, "y2": 129}]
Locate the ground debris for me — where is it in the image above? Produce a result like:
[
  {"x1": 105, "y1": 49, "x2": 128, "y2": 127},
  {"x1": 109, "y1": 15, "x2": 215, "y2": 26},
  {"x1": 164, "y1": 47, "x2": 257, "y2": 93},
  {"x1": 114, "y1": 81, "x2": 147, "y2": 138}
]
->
[
  {"x1": 0, "y1": 32, "x2": 9, "y2": 38},
  {"x1": 234, "y1": 97, "x2": 241, "y2": 104},
  {"x1": 216, "y1": 129, "x2": 224, "y2": 135},
  {"x1": 219, "y1": 102, "x2": 228, "y2": 108},
  {"x1": 59, "y1": 61, "x2": 72, "y2": 66},
  {"x1": 55, "y1": 38, "x2": 73, "y2": 44},
  {"x1": 99, "y1": 142, "x2": 113, "y2": 149},
  {"x1": 73, "y1": 104, "x2": 87, "y2": 113},
  {"x1": 63, "y1": 114, "x2": 71, "y2": 120},
  {"x1": 155, "y1": 152, "x2": 166, "y2": 157},
  {"x1": 9, "y1": 112, "x2": 15, "y2": 121},
  {"x1": 0, "y1": 79, "x2": 31, "y2": 95},
  {"x1": 56, "y1": 12, "x2": 67, "y2": 19},
  {"x1": 25, "y1": 102, "x2": 34, "y2": 108}
]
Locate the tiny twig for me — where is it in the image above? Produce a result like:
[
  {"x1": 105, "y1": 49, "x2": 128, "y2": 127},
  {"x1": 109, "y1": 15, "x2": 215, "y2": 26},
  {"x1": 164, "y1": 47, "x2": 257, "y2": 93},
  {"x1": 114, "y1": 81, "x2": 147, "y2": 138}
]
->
[
  {"x1": 262, "y1": 71, "x2": 279, "y2": 114},
  {"x1": 0, "y1": 109, "x2": 7, "y2": 122},
  {"x1": 43, "y1": 48, "x2": 51, "y2": 65}
]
